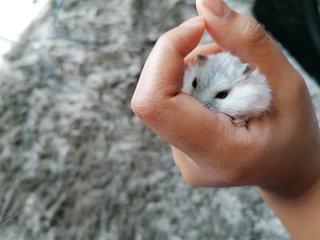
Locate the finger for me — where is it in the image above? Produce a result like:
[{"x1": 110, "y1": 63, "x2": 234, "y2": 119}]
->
[
  {"x1": 132, "y1": 16, "x2": 205, "y2": 108},
  {"x1": 195, "y1": 0, "x2": 293, "y2": 88}
]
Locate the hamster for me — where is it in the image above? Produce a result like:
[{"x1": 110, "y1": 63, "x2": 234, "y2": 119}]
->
[{"x1": 181, "y1": 52, "x2": 272, "y2": 126}]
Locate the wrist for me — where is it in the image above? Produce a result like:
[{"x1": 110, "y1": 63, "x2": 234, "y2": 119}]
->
[{"x1": 258, "y1": 155, "x2": 320, "y2": 240}]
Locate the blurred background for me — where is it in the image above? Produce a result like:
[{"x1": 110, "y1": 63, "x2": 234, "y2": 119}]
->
[
  {"x1": 0, "y1": 0, "x2": 49, "y2": 56},
  {"x1": 0, "y1": 0, "x2": 319, "y2": 239}
]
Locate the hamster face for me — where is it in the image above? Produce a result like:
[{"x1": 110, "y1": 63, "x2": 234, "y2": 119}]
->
[{"x1": 182, "y1": 52, "x2": 271, "y2": 118}]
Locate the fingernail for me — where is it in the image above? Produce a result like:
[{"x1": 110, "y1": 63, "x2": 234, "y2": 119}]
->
[
  {"x1": 180, "y1": 16, "x2": 204, "y2": 27},
  {"x1": 201, "y1": 0, "x2": 231, "y2": 19}
]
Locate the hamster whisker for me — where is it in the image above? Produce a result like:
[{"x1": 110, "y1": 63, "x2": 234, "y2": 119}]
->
[
  {"x1": 204, "y1": 102, "x2": 216, "y2": 112},
  {"x1": 204, "y1": 102, "x2": 211, "y2": 108}
]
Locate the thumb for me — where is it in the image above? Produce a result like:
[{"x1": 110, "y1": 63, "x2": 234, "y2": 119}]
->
[{"x1": 196, "y1": 0, "x2": 288, "y2": 77}]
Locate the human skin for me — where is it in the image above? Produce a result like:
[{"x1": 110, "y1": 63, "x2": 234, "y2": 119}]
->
[{"x1": 131, "y1": 0, "x2": 320, "y2": 239}]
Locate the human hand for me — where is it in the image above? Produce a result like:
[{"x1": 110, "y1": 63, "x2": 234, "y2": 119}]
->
[{"x1": 131, "y1": 0, "x2": 320, "y2": 197}]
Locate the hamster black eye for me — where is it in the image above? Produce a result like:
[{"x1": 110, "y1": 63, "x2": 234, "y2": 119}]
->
[
  {"x1": 215, "y1": 91, "x2": 229, "y2": 99},
  {"x1": 192, "y1": 78, "x2": 197, "y2": 88}
]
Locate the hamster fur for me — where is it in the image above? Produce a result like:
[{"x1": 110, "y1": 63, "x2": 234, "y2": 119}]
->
[{"x1": 181, "y1": 52, "x2": 272, "y2": 126}]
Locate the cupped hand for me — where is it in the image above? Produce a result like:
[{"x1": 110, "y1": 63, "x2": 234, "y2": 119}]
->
[{"x1": 131, "y1": 0, "x2": 320, "y2": 197}]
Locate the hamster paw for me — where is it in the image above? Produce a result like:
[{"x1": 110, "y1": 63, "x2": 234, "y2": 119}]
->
[{"x1": 230, "y1": 115, "x2": 249, "y2": 127}]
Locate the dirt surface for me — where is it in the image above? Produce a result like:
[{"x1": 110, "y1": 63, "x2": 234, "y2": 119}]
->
[{"x1": 2, "y1": 0, "x2": 319, "y2": 239}]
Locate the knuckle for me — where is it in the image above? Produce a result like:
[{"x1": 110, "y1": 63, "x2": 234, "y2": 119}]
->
[
  {"x1": 181, "y1": 172, "x2": 204, "y2": 187},
  {"x1": 220, "y1": 168, "x2": 249, "y2": 186},
  {"x1": 184, "y1": 177, "x2": 201, "y2": 187},
  {"x1": 240, "y1": 16, "x2": 266, "y2": 45},
  {"x1": 156, "y1": 34, "x2": 169, "y2": 47},
  {"x1": 131, "y1": 95, "x2": 160, "y2": 122},
  {"x1": 288, "y1": 71, "x2": 310, "y2": 105},
  {"x1": 157, "y1": 29, "x2": 186, "y2": 57},
  {"x1": 156, "y1": 32, "x2": 175, "y2": 51}
]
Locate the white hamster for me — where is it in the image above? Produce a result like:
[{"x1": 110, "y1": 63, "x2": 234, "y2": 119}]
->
[{"x1": 181, "y1": 52, "x2": 272, "y2": 126}]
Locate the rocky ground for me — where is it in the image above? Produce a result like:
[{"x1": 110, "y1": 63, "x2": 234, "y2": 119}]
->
[{"x1": 1, "y1": 0, "x2": 319, "y2": 239}]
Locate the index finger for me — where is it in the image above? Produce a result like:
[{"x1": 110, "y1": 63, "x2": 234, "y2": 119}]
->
[{"x1": 132, "y1": 17, "x2": 205, "y2": 104}]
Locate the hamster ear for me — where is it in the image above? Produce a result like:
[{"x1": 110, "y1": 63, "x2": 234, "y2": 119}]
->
[
  {"x1": 196, "y1": 55, "x2": 208, "y2": 66},
  {"x1": 243, "y1": 64, "x2": 253, "y2": 75}
]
